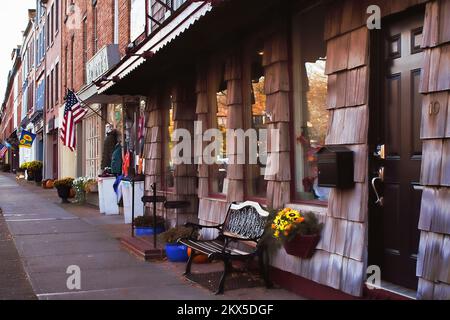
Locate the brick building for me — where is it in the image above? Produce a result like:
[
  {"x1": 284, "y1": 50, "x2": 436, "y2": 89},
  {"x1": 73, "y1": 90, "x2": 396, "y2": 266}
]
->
[{"x1": 60, "y1": 0, "x2": 131, "y2": 179}]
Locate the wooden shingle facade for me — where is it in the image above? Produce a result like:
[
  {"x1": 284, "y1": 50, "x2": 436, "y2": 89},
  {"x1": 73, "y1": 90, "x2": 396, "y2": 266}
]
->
[{"x1": 101, "y1": 0, "x2": 450, "y2": 299}]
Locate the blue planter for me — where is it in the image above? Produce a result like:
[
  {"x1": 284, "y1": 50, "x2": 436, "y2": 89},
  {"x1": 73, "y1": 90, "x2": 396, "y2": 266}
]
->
[
  {"x1": 135, "y1": 226, "x2": 165, "y2": 236},
  {"x1": 165, "y1": 244, "x2": 189, "y2": 262}
]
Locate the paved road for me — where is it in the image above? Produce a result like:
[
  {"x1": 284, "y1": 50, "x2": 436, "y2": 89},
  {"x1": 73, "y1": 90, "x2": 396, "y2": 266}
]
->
[{"x1": 0, "y1": 173, "x2": 301, "y2": 300}]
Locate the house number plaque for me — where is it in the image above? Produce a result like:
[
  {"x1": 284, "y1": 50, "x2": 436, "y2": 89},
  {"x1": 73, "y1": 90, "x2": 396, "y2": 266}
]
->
[{"x1": 429, "y1": 101, "x2": 440, "y2": 116}]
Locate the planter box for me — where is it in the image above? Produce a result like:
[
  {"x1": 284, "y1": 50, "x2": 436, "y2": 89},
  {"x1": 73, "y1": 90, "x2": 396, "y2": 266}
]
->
[
  {"x1": 284, "y1": 234, "x2": 321, "y2": 259},
  {"x1": 135, "y1": 226, "x2": 165, "y2": 236},
  {"x1": 98, "y1": 176, "x2": 119, "y2": 215},
  {"x1": 121, "y1": 180, "x2": 145, "y2": 224}
]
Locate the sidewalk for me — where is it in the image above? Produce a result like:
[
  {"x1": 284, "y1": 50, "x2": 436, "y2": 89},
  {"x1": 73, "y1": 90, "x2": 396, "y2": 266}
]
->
[
  {"x1": 0, "y1": 208, "x2": 36, "y2": 300},
  {"x1": 0, "y1": 173, "x2": 302, "y2": 300}
]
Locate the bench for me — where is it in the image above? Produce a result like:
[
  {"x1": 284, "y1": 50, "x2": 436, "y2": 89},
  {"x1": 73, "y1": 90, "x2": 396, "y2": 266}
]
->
[{"x1": 178, "y1": 201, "x2": 273, "y2": 294}]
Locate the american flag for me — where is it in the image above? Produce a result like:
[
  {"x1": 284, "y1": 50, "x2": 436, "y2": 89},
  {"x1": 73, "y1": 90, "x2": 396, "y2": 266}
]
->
[
  {"x1": 60, "y1": 89, "x2": 87, "y2": 151},
  {"x1": 0, "y1": 143, "x2": 8, "y2": 159}
]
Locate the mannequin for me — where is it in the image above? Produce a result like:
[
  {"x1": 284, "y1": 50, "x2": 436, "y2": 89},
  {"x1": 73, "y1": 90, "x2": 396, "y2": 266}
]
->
[
  {"x1": 111, "y1": 140, "x2": 123, "y2": 175},
  {"x1": 101, "y1": 128, "x2": 119, "y2": 171}
]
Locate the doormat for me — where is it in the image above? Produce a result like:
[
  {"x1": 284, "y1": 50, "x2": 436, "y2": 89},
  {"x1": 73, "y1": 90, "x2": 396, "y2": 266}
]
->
[{"x1": 186, "y1": 271, "x2": 264, "y2": 292}]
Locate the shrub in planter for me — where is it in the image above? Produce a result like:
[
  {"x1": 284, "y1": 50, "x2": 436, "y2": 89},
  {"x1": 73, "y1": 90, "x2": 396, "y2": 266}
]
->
[
  {"x1": 134, "y1": 215, "x2": 166, "y2": 236},
  {"x1": 28, "y1": 161, "x2": 43, "y2": 184},
  {"x1": 20, "y1": 162, "x2": 34, "y2": 181},
  {"x1": 54, "y1": 178, "x2": 74, "y2": 203},
  {"x1": 160, "y1": 226, "x2": 196, "y2": 262},
  {"x1": 263, "y1": 209, "x2": 324, "y2": 259}
]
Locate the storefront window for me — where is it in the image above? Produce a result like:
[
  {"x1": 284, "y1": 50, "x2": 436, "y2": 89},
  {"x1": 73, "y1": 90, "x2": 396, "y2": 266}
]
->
[
  {"x1": 246, "y1": 46, "x2": 267, "y2": 199},
  {"x1": 293, "y1": 7, "x2": 330, "y2": 202},
  {"x1": 163, "y1": 98, "x2": 175, "y2": 189},
  {"x1": 210, "y1": 73, "x2": 228, "y2": 196}
]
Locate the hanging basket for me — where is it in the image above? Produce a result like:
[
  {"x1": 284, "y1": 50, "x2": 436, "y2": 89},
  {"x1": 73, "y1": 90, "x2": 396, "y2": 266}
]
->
[{"x1": 283, "y1": 234, "x2": 321, "y2": 259}]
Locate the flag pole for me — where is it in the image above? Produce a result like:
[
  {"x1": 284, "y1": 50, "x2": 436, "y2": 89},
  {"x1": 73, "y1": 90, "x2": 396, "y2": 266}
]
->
[{"x1": 68, "y1": 89, "x2": 112, "y2": 126}]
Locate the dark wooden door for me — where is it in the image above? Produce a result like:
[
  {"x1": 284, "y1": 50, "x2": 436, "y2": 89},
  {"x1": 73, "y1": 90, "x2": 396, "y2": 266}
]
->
[{"x1": 376, "y1": 12, "x2": 424, "y2": 290}]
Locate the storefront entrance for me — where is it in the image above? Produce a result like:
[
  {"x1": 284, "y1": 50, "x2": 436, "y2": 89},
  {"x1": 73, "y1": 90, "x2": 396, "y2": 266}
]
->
[{"x1": 369, "y1": 9, "x2": 425, "y2": 291}]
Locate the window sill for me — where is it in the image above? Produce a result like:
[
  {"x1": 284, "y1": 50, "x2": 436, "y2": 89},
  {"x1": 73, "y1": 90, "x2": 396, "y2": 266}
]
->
[
  {"x1": 205, "y1": 194, "x2": 227, "y2": 201},
  {"x1": 245, "y1": 196, "x2": 267, "y2": 206},
  {"x1": 290, "y1": 199, "x2": 328, "y2": 208}
]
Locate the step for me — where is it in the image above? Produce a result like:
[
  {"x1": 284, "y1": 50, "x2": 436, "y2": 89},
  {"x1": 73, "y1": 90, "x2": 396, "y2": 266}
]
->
[{"x1": 120, "y1": 236, "x2": 165, "y2": 261}]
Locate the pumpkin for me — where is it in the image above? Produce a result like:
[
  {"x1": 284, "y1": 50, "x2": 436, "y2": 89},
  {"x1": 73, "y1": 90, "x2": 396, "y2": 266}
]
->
[
  {"x1": 187, "y1": 247, "x2": 209, "y2": 264},
  {"x1": 46, "y1": 180, "x2": 54, "y2": 189}
]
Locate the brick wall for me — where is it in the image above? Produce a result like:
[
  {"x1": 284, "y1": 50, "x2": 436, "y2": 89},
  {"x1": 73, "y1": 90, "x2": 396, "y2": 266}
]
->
[{"x1": 61, "y1": 0, "x2": 130, "y2": 93}]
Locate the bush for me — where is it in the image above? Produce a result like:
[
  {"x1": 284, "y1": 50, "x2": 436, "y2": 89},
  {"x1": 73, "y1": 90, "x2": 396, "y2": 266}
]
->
[
  {"x1": 134, "y1": 215, "x2": 165, "y2": 228},
  {"x1": 28, "y1": 161, "x2": 43, "y2": 171},
  {"x1": 20, "y1": 162, "x2": 29, "y2": 170},
  {"x1": 159, "y1": 226, "x2": 197, "y2": 244},
  {"x1": 53, "y1": 177, "x2": 74, "y2": 188},
  {"x1": 2, "y1": 164, "x2": 10, "y2": 172}
]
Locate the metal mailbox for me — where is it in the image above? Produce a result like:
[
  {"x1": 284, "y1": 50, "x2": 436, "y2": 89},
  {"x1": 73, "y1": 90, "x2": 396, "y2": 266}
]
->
[{"x1": 317, "y1": 146, "x2": 354, "y2": 189}]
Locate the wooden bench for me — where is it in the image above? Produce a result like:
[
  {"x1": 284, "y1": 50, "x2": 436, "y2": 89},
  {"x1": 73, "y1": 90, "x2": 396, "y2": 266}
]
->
[{"x1": 178, "y1": 201, "x2": 273, "y2": 294}]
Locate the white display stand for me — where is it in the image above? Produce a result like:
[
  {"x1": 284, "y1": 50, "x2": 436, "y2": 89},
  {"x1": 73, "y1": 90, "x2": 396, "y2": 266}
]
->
[
  {"x1": 98, "y1": 176, "x2": 119, "y2": 215},
  {"x1": 121, "y1": 180, "x2": 145, "y2": 224}
]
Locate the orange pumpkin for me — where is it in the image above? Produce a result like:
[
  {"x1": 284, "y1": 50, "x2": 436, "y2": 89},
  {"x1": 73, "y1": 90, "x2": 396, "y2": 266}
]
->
[
  {"x1": 46, "y1": 180, "x2": 54, "y2": 189},
  {"x1": 187, "y1": 248, "x2": 209, "y2": 264}
]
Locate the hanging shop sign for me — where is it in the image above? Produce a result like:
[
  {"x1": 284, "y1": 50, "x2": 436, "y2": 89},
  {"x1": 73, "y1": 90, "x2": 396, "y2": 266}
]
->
[
  {"x1": 86, "y1": 45, "x2": 120, "y2": 85},
  {"x1": 19, "y1": 130, "x2": 36, "y2": 149}
]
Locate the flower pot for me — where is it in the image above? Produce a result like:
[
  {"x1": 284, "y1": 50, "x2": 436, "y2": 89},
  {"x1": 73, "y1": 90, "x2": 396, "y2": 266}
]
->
[
  {"x1": 34, "y1": 170, "x2": 43, "y2": 184},
  {"x1": 56, "y1": 186, "x2": 72, "y2": 203},
  {"x1": 26, "y1": 170, "x2": 34, "y2": 181},
  {"x1": 165, "y1": 244, "x2": 189, "y2": 262},
  {"x1": 283, "y1": 234, "x2": 321, "y2": 259},
  {"x1": 135, "y1": 226, "x2": 165, "y2": 237}
]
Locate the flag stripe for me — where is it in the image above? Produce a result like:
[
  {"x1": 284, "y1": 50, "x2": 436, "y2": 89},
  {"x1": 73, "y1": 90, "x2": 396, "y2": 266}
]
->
[{"x1": 60, "y1": 89, "x2": 86, "y2": 151}]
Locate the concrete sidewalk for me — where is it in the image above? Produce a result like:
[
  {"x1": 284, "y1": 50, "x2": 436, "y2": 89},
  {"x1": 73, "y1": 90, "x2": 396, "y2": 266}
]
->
[{"x1": 0, "y1": 173, "x2": 302, "y2": 300}]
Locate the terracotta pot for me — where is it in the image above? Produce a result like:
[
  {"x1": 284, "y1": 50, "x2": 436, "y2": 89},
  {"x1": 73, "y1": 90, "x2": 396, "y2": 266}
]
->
[
  {"x1": 187, "y1": 247, "x2": 209, "y2": 264},
  {"x1": 283, "y1": 234, "x2": 321, "y2": 259}
]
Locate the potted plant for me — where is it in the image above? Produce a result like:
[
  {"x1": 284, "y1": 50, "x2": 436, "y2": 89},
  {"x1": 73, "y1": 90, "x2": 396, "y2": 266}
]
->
[
  {"x1": 21, "y1": 162, "x2": 34, "y2": 181},
  {"x1": 134, "y1": 215, "x2": 165, "y2": 236},
  {"x1": 72, "y1": 177, "x2": 95, "y2": 204},
  {"x1": 28, "y1": 161, "x2": 43, "y2": 185},
  {"x1": 53, "y1": 177, "x2": 74, "y2": 203},
  {"x1": 85, "y1": 179, "x2": 98, "y2": 193},
  {"x1": 160, "y1": 226, "x2": 196, "y2": 262},
  {"x1": 265, "y1": 208, "x2": 324, "y2": 259}
]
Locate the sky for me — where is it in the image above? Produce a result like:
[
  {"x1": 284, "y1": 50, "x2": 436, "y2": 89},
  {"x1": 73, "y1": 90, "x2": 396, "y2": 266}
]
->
[{"x1": 0, "y1": 0, "x2": 36, "y2": 102}]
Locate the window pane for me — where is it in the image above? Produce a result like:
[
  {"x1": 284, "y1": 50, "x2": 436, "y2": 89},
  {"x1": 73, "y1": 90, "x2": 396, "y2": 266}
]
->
[
  {"x1": 210, "y1": 75, "x2": 228, "y2": 195},
  {"x1": 296, "y1": 58, "x2": 330, "y2": 201},
  {"x1": 163, "y1": 98, "x2": 175, "y2": 189},
  {"x1": 293, "y1": 8, "x2": 330, "y2": 202}
]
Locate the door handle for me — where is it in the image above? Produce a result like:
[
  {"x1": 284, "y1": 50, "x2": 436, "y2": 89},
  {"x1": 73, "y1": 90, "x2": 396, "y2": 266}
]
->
[{"x1": 371, "y1": 167, "x2": 384, "y2": 207}]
